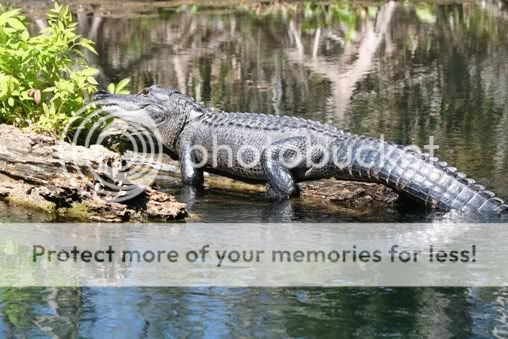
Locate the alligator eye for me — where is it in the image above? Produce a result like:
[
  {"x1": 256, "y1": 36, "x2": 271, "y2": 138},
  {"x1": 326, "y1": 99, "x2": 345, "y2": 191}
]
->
[{"x1": 141, "y1": 89, "x2": 150, "y2": 96}]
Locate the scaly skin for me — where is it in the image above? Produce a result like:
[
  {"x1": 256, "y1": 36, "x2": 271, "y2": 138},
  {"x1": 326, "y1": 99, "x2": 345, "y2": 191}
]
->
[{"x1": 94, "y1": 86, "x2": 507, "y2": 215}]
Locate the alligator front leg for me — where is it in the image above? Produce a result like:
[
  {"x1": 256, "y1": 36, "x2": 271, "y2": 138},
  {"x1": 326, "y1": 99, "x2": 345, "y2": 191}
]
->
[{"x1": 179, "y1": 143, "x2": 204, "y2": 187}]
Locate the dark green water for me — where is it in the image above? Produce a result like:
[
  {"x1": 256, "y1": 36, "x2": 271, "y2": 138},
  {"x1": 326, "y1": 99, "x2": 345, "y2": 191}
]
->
[{"x1": 1, "y1": 0, "x2": 508, "y2": 337}]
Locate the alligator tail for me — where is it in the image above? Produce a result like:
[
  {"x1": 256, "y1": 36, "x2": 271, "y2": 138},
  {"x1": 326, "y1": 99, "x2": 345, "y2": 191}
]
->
[{"x1": 333, "y1": 134, "x2": 507, "y2": 215}]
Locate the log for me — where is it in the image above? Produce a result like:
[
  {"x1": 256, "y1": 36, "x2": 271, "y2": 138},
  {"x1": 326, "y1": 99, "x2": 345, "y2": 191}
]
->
[
  {"x1": 300, "y1": 180, "x2": 399, "y2": 210},
  {"x1": 151, "y1": 154, "x2": 400, "y2": 213},
  {"x1": 0, "y1": 124, "x2": 187, "y2": 222}
]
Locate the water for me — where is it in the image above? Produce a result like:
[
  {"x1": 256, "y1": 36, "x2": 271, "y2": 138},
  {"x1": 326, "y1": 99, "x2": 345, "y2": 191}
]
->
[{"x1": 1, "y1": 0, "x2": 508, "y2": 337}]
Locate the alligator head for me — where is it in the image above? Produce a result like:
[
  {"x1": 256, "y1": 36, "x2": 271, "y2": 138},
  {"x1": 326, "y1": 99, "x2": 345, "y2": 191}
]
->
[
  {"x1": 92, "y1": 85, "x2": 181, "y2": 127},
  {"x1": 93, "y1": 85, "x2": 205, "y2": 150}
]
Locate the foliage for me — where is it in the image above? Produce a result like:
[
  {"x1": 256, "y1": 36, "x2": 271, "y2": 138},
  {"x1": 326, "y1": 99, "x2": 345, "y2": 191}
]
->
[
  {"x1": 107, "y1": 78, "x2": 131, "y2": 95},
  {"x1": 0, "y1": 2, "x2": 129, "y2": 136}
]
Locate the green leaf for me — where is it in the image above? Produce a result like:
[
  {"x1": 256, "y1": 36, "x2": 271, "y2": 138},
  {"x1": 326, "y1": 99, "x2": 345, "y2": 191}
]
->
[
  {"x1": 6, "y1": 18, "x2": 25, "y2": 30},
  {"x1": 81, "y1": 67, "x2": 99, "y2": 77},
  {"x1": 0, "y1": 9, "x2": 21, "y2": 27},
  {"x1": 8, "y1": 97, "x2": 14, "y2": 107},
  {"x1": 80, "y1": 39, "x2": 97, "y2": 54},
  {"x1": 87, "y1": 76, "x2": 98, "y2": 85},
  {"x1": 0, "y1": 79, "x2": 7, "y2": 95},
  {"x1": 116, "y1": 78, "x2": 130, "y2": 92},
  {"x1": 107, "y1": 83, "x2": 116, "y2": 94},
  {"x1": 20, "y1": 30, "x2": 29, "y2": 41}
]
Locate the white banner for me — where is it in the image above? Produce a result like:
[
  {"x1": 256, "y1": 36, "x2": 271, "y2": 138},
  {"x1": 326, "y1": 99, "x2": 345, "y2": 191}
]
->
[{"x1": 0, "y1": 223, "x2": 506, "y2": 287}]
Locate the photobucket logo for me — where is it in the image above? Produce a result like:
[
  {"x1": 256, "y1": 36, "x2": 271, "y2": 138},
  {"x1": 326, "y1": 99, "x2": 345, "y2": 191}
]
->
[
  {"x1": 182, "y1": 133, "x2": 440, "y2": 174},
  {"x1": 59, "y1": 104, "x2": 163, "y2": 202}
]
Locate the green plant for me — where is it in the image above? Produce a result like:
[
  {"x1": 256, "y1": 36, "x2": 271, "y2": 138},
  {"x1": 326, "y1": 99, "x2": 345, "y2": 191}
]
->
[
  {"x1": 0, "y1": 2, "x2": 129, "y2": 136},
  {"x1": 107, "y1": 78, "x2": 131, "y2": 95}
]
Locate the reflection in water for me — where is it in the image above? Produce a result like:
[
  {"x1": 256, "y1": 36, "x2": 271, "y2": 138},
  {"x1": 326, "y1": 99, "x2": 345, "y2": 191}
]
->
[
  {"x1": 0, "y1": 287, "x2": 507, "y2": 337},
  {"x1": 1, "y1": 0, "x2": 508, "y2": 337}
]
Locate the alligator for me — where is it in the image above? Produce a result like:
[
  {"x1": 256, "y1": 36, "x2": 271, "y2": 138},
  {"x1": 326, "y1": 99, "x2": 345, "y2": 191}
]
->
[{"x1": 94, "y1": 86, "x2": 507, "y2": 215}]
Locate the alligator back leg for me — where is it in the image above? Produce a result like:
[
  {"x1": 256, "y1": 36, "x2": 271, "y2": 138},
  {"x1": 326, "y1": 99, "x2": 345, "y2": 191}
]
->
[
  {"x1": 261, "y1": 138, "x2": 304, "y2": 199},
  {"x1": 333, "y1": 134, "x2": 508, "y2": 215}
]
